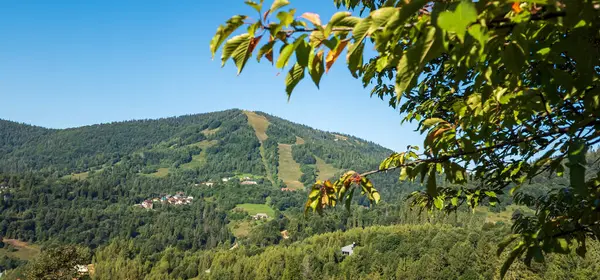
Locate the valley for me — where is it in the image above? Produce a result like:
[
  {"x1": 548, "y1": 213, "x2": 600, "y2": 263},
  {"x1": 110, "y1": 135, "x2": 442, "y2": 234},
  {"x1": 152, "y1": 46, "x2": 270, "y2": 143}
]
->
[{"x1": 1, "y1": 109, "x2": 599, "y2": 279}]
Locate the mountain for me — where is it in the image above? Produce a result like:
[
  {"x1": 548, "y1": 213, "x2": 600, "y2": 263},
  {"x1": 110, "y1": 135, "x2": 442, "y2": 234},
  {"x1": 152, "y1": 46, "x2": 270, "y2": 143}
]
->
[
  {"x1": 0, "y1": 109, "x2": 393, "y2": 189},
  {"x1": 2, "y1": 110, "x2": 600, "y2": 279},
  {"x1": 0, "y1": 109, "x2": 407, "y2": 264}
]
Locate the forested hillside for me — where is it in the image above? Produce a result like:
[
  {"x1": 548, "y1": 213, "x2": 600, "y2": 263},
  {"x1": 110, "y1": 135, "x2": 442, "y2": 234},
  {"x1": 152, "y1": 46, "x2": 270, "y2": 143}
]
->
[
  {"x1": 0, "y1": 109, "x2": 408, "y2": 278},
  {"x1": 1, "y1": 109, "x2": 599, "y2": 279}
]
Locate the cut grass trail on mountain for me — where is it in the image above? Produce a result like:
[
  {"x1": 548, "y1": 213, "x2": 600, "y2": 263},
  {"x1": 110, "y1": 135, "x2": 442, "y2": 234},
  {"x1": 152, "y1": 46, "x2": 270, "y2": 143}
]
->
[
  {"x1": 243, "y1": 111, "x2": 269, "y2": 141},
  {"x1": 277, "y1": 144, "x2": 304, "y2": 190},
  {"x1": 243, "y1": 111, "x2": 275, "y2": 185}
]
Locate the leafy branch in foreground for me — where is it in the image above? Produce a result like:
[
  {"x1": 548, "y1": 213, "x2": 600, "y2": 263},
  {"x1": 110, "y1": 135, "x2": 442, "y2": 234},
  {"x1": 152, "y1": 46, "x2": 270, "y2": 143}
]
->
[{"x1": 212, "y1": 0, "x2": 600, "y2": 278}]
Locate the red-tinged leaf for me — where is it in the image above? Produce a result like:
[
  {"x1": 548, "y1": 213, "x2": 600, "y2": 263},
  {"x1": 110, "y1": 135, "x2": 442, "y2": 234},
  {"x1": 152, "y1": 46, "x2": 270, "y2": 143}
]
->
[
  {"x1": 265, "y1": 49, "x2": 274, "y2": 63},
  {"x1": 302, "y1": 12, "x2": 322, "y2": 27},
  {"x1": 325, "y1": 39, "x2": 349, "y2": 73},
  {"x1": 512, "y1": 2, "x2": 522, "y2": 13},
  {"x1": 257, "y1": 40, "x2": 276, "y2": 63},
  {"x1": 249, "y1": 35, "x2": 262, "y2": 53}
]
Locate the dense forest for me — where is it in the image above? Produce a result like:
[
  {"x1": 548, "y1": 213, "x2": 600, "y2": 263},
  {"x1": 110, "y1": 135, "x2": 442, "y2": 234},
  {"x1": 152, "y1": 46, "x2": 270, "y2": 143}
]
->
[{"x1": 1, "y1": 109, "x2": 599, "y2": 279}]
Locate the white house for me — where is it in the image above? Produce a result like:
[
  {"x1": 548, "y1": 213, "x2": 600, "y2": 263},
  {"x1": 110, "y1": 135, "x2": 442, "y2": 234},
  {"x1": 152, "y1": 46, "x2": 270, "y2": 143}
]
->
[{"x1": 341, "y1": 242, "x2": 356, "y2": 256}]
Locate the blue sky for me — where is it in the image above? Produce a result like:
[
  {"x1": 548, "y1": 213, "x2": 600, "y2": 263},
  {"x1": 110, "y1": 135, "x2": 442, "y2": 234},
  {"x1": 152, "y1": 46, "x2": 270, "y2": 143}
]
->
[{"x1": 0, "y1": 0, "x2": 422, "y2": 151}]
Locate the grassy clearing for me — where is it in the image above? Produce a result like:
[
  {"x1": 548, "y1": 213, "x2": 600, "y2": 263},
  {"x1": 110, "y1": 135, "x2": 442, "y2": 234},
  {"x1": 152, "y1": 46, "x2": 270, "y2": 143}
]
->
[
  {"x1": 188, "y1": 140, "x2": 219, "y2": 149},
  {"x1": 235, "y1": 203, "x2": 275, "y2": 218},
  {"x1": 315, "y1": 156, "x2": 340, "y2": 181},
  {"x1": 201, "y1": 127, "x2": 220, "y2": 136},
  {"x1": 0, "y1": 239, "x2": 40, "y2": 261},
  {"x1": 277, "y1": 144, "x2": 304, "y2": 190},
  {"x1": 146, "y1": 168, "x2": 169, "y2": 178},
  {"x1": 182, "y1": 140, "x2": 218, "y2": 169},
  {"x1": 243, "y1": 111, "x2": 269, "y2": 142},
  {"x1": 295, "y1": 136, "x2": 305, "y2": 145},
  {"x1": 62, "y1": 171, "x2": 89, "y2": 181},
  {"x1": 333, "y1": 134, "x2": 348, "y2": 141},
  {"x1": 229, "y1": 221, "x2": 252, "y2": 238},
  {"x1": 479, "y1": 205, "x2": 534, "y2": 224}
]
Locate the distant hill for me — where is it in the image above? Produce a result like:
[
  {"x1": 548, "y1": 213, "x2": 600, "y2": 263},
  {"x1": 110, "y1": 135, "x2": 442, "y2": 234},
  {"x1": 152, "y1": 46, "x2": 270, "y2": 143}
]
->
[{"x1": 0, "y1": 109, "x2": 394, "y2": 189}]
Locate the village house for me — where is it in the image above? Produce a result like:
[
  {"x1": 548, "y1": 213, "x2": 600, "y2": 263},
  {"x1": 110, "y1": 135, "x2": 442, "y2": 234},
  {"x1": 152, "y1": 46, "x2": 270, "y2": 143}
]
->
[
  {"x1": 241, "y1": 180, "x2": 258, "y2": 185},
  {"x1": 252, "y1": 213, "x2": 269, "y2": 220},
  {"x1": 280, "y1": 187, "x2": 295, "y2": 192},
  {"x1": 222, "y1": 177, "x2": 233, "y2": 182},
  {"x1": 141, "y1": 200, "x2": 153, "y2": 209},
  {"x1": 281, "y1": 230, "x2": 290, "y2": 239},
  {"x1": 341, "y1": 242, "x2": 356, "y2": 256},
  {"x1": 202, "y1": 182, "x2": 214, "y2": 187}
]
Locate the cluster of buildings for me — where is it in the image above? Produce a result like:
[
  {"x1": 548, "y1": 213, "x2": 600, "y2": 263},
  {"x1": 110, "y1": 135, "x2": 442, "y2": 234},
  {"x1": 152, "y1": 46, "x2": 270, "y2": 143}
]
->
[
  {"x1": 137, "y1": 192, "x2": 194, "y2": 209},
  {"x1": 252, "y1": 213, "x2": 269, "y2": 220},
  {"x1": 195, "y1": 176, "x2": 258, "y2": 187},
  {"x1": 0, "y1": 185, "x2": 9, "y2": 194}
]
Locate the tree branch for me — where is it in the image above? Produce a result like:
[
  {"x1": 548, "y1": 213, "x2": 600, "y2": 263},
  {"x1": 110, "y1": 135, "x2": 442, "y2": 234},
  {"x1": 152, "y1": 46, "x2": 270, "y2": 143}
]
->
[
  {"x1": 360, "y1": 119, "x2": 600, "y2": 178},
  {"x1": 264, "y1": 11, "x2": 570, "y2": 35}
]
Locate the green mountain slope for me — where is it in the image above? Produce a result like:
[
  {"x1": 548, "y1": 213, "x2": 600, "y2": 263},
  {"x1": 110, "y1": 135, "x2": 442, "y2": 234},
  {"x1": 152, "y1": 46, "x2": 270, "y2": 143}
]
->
[{"x1": 0, "y1": 109, "x2": 395, "y2": 190}]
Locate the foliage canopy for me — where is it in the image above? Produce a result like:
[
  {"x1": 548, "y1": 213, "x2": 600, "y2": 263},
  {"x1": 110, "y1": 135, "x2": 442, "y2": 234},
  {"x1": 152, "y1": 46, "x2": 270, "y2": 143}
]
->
[{"x1": 212, "y1": 0, "x2": 600, "y2": 276}]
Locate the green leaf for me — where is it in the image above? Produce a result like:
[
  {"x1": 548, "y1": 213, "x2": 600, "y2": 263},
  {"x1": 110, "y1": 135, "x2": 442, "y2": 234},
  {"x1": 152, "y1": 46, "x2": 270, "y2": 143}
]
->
[
  {"x1": 347, "y1": 41, "x2": 364, "y2": 77},
  {"x1": 231, "y1": 35, "x2": 262, "y2": 74},
  {"x1": 434, "y1": 196, "x2": 444, "y2": 210},
  {"x1": 451, "y1": 196, "x2": 458, "y2": 206},
  {"x1": 221, "y1": 33, "x2": 251, "y2": 67},
  {"x1": 270, "y1": 0, "x2": 289, "y2": 13},
  {"x1": 345, "y1": 187, "x2": 355, "y2": 211},
  {"x1": 395, "y1": 26, "x2": 441, "y2": 103},
  {"x1": 244, "y1": 1, "x2": 262, "y2": 13},
  {"x1": 277, "y1": 10, "x2": 296, "y2": 27},
  {"x1": 211, "y1": 15, "x2": 248, "y2": 58},
  {"x1": 503, "y1": 42, "x2": 526, "y2": 73},
  {"x1": 369, "y1": 7, "x2": 398, "y2": 31},
  {"x1": 295, "y1": 40, "x2": 310, "y2": 67},
  {"x1": 325, "y1": 12, "x2": 352, "y2": 37},
  {"x1": 276, "y1": 34, "x2": 307, "y2": 68},
  {"x1": 568, "y1": 140, "x2": 587, "y2": 195},
  {"x1": 285, "y1": 63, "x2": 305, "y2": 98},
  {"x1": 467, "y1": 24, "x2": 488, "y2": 49},
  {"x1": 277, "y1": 43, "x2": 296, "y2": 68},
  {"x1": 436, "y1": 1, "x2": 478, "y2": 43},
  {"x1": 348, "y1": 17, "x2": 372, "y2": 54},
  {"x1": 500, "y1": 242, "x2": 525, "y2": 279},
  {"x1": 497, "y1": 234, "x2": 520, "y2": 256},
  {"x1": 426, "y1": 167, "x2": 437, "y2": 197},
  {"x1": 422, "y1": 117, "x2": 446, "y2": 128},
  {"x1": 485, "y1": 191, "x2": 497, "y2": 198},
  {"x1": 308, "y1": 49, "x2": 325, "y2": 88}
]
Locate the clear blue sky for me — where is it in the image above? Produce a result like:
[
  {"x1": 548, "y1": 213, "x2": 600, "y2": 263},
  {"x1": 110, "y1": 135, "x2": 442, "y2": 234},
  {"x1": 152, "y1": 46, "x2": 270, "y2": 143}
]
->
[{"x1": 0, "y1": 0, "x2": 422, "y2": 151}]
